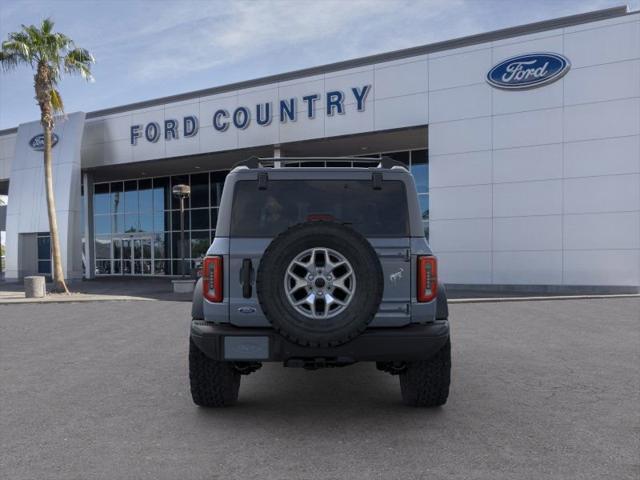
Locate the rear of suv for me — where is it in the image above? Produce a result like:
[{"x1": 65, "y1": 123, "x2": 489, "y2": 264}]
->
[{"x1": 189, "y1": 157, "x2": 451, "y2": 407}]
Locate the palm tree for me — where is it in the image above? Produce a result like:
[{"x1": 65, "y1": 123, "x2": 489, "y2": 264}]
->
[{"x1": 0, "y1": 18, "x2": 94, "y2": 293}]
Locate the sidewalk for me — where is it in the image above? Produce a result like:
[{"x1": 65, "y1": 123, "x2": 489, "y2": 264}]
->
[{"x1": 0, "y1": 277, "x2": 193, "y2": 304}]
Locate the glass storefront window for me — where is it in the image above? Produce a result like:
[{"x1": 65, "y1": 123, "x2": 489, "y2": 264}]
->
[
  {"x1": 124, "y1": 213, "x2": 139, "y2": 233},
  {"x1": 139, "y1": 212, "x2": 153, "y2": 232},
  {"x1": 211, "y1": 208, "x2": 219, "y2": 230},
  {"x1": 124, "y1": 180, "x2": 138, "y2": 213},
  {"x1": 153, "y1": 177, "x2": 170, "y2": 211},
  {"x1": 418, "y1": 194, "x2": 429, "y2": 221},
  {"x1": 38, "y1": 260, "x2": 52, "y2": 274},
  {"x1": 172, "y1": 232, "x2": 186, "y2": 259},
  {"x1": 112, "y1": 214, "x2": 124, "y2": 234},
  {"x1": 94, "y1": 183, "x2": 110, "y2": 214},
  {"x1": 37, "y1": 232, "x2": 52, "y2": 275},
  {"x1": 191, "y1": 208, "x2": 209, "y2": 230},
  {"x1": 91, "y1": 158, "x2": 428, "y2": 275},
  {"x1": 190, "y1": 231, "x2": 210, "y2": 258},
  {"x1": 153, "y1": 211, "x2": 169, "y2": 232},
  {"x1": 95, "y1": 236, "x2": 111, "y2": 259},
  {"x1": 190, "y1": 173, "x2": 209, "y2": 208},
  {"x1": 154, "y1": 260, "x2": 170, "y2": 275},
  {"x1": 411, "y1": 150, "x2": 428, "y2": 193},
  {"x1": 96, "y1": 260, "x2": 111, "y2": 275},
  {"x1": 153, "y1": 233, "x2": 167, "y2": 259},
  {"x1": 171, "y1": 175, "x2": 190, "y2": 209},
  {"x1": 386, "y1": 151, "x2": 410, "y2": 165},
  {"x1": 139, "y1": 179, "x2": 153, "y2": 212},
  {"x1": 172, "y1": 210, "x2": 190, "y2": 231},
  {"x1": 95, "y1": 215, "x2": 110, "y2": 235},
  {"x1": 111, "y1": 182, "x2": 123, "y2": 215},
  {"x1": 210, "y1": 171, "x2": 226, "y2": 206},
  {"x1": 37, "y1": 235, "x2": 51, "y2": 259},
  {"x1": 113, "y1": 238, "x2": 122, "y2": 260}
]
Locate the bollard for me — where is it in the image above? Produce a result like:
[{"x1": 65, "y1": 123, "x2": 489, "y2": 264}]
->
[{"x1": 24, "y1": 276, "x2": 46, "y2": 298}]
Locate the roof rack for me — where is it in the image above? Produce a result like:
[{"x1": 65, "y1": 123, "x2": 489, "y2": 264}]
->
[{"x1": 233, "y1": 156, "x2": 407, "y2": 170}]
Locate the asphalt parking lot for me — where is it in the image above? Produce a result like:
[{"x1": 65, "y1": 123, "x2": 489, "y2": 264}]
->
[{"x1": 1, "y1": 297, "x2": 638, "y2": 480}]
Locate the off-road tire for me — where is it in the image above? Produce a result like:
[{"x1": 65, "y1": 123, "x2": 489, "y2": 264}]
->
[
  {"x1": 256, "y1": 221, "x2": 384, "y2": 348},
  {"x1": 399, "y1": 338, "x2": 451, "y2": 407},
  {"x1": 189, "y1": 338, "x2": 241, "y2": 407}
]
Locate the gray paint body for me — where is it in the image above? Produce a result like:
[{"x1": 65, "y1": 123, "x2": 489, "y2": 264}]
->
[{"x1": 203, "y1": 163, "x2": 437, "y2": 327}]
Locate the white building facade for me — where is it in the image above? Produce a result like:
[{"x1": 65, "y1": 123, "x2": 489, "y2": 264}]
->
[{"x1": 0, "y1": 6, "x2": 638, "y2": 292}]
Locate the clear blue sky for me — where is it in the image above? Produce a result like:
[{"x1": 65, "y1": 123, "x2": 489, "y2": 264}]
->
[{"x1": 0, "y1": 0, "x2": 634, "y2": 130}]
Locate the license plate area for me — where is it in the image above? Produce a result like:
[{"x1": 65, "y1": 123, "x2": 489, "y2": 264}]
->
[{"x1": 223, "y1": 336, "x2": 269, "y2": 360}]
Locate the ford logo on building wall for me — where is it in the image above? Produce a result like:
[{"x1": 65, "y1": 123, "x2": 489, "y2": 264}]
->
[
  {"x1": 487, "y1": 53, "x2": 570, "y2": 90},
  {"x1": 29, "y1": 133, "x2": 59, "y2": 151}
]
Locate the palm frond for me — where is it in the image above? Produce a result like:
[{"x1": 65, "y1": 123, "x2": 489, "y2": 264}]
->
[
  {"x1": 50, "y1": 88, "x2": 64, "y2": 113},
  {"x1": 64, "y1": 47, "x2": 94, "y2": 81},
  {"x1": 41, "y1": 17, "x2": 54, "y2": 35},
  {"x1": 2, "y1": 36, "x2": 32, "y2": 64},
  {"x1": 0, "y1": 51, "x2": 20, "y2": 70}
]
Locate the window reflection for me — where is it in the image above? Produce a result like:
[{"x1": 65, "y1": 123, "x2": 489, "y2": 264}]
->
[
  {"x1": 191, "y1": 231, "x2": 210, "y2": 258},
  {"x1": 95, "y1": 215, "x2": 110, "y2": 235},
  {"x1": 111, "y1": 182, "x2": 123, "y2": 215},
  {"x1": 153, "y1": 177, "x2": 170, "y2": 211},
  {"x1": 139, "y1": 212, "x2": 153, "y2": 232},
  {"x1": 94, "y1": 183, "x2": 110, "y2": 214},
  {"x1": 418, "y1": 194, "x2": 429, "y2": 221},
  {"x1": 190, "y1": 173, "x2": 209, "y2": 208},
  {"x1": 124, "y1": 180, "x2": 138, "y2": 213},
  {"x1": 139, "y1": 178, "x2": 153, "y2": 212}
]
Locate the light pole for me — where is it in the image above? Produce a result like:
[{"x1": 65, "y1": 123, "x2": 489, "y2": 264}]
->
[{"x1": 172, "y1": 184, "x2": 191, "y2": 278}]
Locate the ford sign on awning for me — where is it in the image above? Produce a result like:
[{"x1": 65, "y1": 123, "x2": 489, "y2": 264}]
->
[{"x1": 487, "y1": 53, "x2": 570, "y2": 90}]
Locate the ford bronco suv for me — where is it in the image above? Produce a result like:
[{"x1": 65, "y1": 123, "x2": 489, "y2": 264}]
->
[{"x1": 189, "y1": 157, "x2": 451, "y2": 407}]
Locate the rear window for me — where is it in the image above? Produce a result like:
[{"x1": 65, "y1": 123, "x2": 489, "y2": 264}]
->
[{"x1": 230, "y1": 180, "x2": 409, "y2": 237}]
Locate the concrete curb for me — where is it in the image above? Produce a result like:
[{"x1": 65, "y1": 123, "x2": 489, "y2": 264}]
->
[
  {"x1": 0, "y1": 295, "x2": 155, "y2": 305},
  {"x1": 1, "y1": 292, "x2": 638, "y2": 306},
  {"x1": 449, "y1": 293, "x2": 640, "y2": 304}
]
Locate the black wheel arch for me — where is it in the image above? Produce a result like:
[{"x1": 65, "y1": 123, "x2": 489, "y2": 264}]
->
[
  {"x1": 192, "y1": 277, "x2": 204, "y2": 320},
  {"x1": 436, "y1": 282, "x2": 448, "y2": 320}
]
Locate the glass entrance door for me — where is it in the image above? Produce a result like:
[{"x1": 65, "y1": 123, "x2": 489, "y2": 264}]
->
[
  {"x1": 113, "y1": 236, "x2": 153, "y2": 275},
  {"x1": 133, "y1": 237, "x2": 153, "y2": 275}
]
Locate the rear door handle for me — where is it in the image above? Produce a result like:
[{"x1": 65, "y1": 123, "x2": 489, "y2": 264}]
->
[{"x1": 240, "y1": 259, "x2": 253, "y2": 298}]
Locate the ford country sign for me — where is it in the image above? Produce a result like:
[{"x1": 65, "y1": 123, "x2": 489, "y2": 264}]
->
[
  {"x1": 29, "y1": 133, "x2": 59, "y2": 151},
  {"x1": 130, "y1": 84, "x2": 371, "y2": 146},
  {"x1": 487, "y1": 53, "x2": 570, "y2": 90}
]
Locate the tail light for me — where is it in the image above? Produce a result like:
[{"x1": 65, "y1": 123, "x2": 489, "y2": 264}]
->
[
  {"x1": 203, "y1": 256, "x2": 223, "y2": 302},
  {"x1": 417, "y1": 256, "x2": 437, "y2": 302}
]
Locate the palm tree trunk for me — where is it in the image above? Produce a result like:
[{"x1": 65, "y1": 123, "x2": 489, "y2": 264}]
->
[{"x1": 43, "y1": 122, "x2": 69, "y2": 293}]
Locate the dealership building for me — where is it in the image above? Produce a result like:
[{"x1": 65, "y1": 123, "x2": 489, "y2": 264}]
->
[{"x1": 0, "y1": 6, "x2": 639, "y2": 292}]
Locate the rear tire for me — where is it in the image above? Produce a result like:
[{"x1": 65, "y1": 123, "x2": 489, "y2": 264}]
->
[
  {"x1": 399, "y1": 338, "x2": 451, "y2": 407},
  {"x1": 189, "y1": 338, "x2": 241, "y2": 407}
]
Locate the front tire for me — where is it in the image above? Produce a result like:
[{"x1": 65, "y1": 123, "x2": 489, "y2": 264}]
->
[
  {"x1": 399, "y1": 338, "x2": 451, "y2": 407},
  {"x1": 189, "y1": 338, "x2": 241, "y2": 407}
]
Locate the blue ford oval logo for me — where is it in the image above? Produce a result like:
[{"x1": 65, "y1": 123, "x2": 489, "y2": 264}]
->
[
  {"x1": 29, "y1": 133, "x2": 59, "y2": 151},
  {"x1": 487, "y1": 53, "x2": 570, "y2": 90},
  {"x1": 237, "y1": 306, "x2": 256, "y2": 314}
]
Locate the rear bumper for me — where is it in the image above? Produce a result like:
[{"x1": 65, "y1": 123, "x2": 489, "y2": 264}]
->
[{"x1": 190, "y1": 320, "x2": 450, "y2": 363}]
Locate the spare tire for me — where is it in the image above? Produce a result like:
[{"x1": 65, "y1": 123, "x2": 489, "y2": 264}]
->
[{"x1": 256, "y1": 222, "x2": 383, "y2": 347}]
